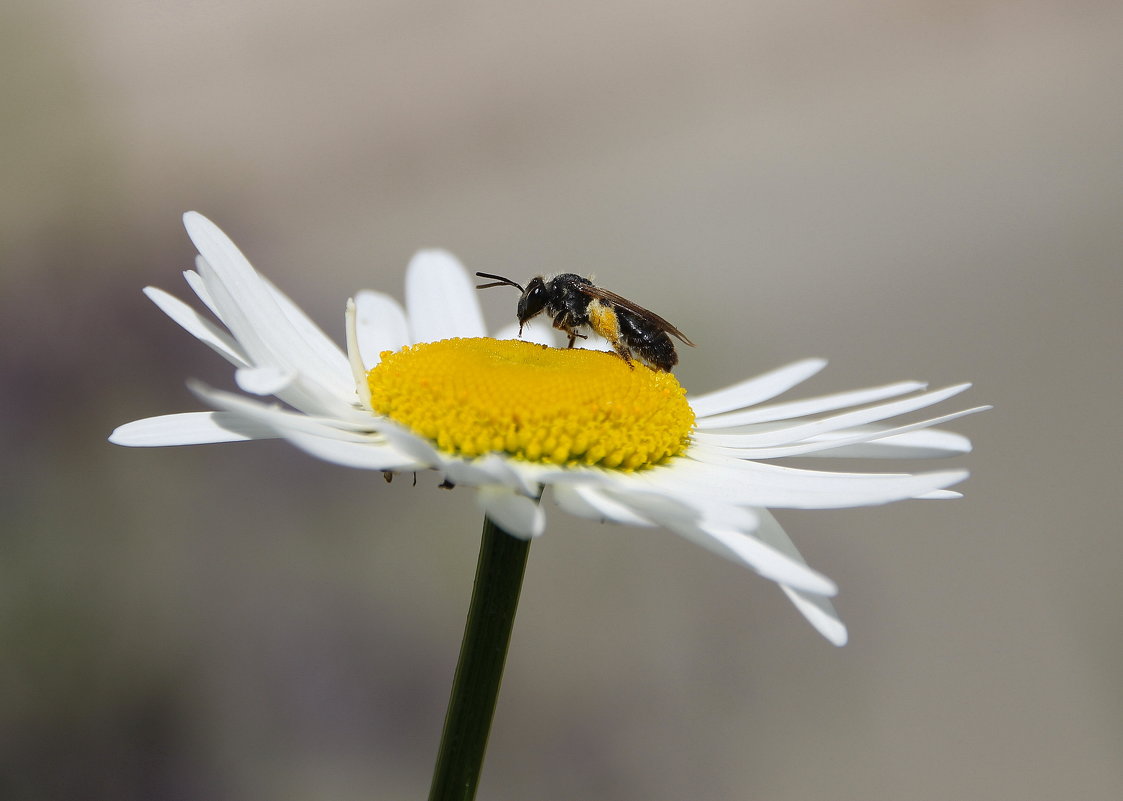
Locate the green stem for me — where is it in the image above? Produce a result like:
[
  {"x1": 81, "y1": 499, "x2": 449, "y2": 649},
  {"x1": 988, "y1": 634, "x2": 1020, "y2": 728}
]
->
[{"x1": 428, "y1": 516, "x2": 532, "y2": 801}]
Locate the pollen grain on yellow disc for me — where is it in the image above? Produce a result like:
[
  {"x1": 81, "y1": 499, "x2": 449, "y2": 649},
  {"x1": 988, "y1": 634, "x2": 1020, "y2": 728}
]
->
[{"x1": 367, "y1": 338, "x2": 694, "y2": 469}]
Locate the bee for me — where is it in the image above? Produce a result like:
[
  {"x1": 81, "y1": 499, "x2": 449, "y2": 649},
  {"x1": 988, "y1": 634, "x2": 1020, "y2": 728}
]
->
[{"x1": 474, "y1": 272, "x2": 695, "y2": 372}]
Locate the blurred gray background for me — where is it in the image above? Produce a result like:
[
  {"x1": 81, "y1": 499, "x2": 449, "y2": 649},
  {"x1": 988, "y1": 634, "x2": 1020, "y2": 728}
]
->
[{"x1": 3, "y1": 1, "x2": 1121, "y2": 799}]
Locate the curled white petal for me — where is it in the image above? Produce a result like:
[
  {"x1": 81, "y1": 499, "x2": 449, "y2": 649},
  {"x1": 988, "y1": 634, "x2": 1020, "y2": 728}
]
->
[
  {"x1": 373, "y1": 420, "x2": 444, "y2": 466},
  {"x1": 345, "y1": 298, "x2": 373, "y2": 410},
  {"x1": 552, "y1": 483, "x2": 656, "y2": 527},
  {"x1": 235, "y1": 365, "x2": 295, "y2": 395},
  {"x1": 477, "y1": 486, "x2": 546, "y2": 539},
  {"x1": 443, "y1": 454, "x2": 538, "y2": 494}
]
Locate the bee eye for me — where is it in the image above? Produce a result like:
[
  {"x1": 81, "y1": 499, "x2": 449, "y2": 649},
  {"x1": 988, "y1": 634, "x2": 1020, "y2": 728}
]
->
[{"x1": 517, "y1": 280, "x2": 549, "y2": 322}]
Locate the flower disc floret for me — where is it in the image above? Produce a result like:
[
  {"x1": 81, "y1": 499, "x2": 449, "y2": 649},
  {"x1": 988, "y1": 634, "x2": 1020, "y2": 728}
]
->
[{"x1": 367, "y1": 338, "x2": 695, "y2": 469}]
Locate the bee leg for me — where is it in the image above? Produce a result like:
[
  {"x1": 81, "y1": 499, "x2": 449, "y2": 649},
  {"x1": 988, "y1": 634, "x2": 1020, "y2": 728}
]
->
[
  {"x1": 552, "y1": 313, "x2": 587, "y2": 348},
  {"x1": 611, "y1": 342, "x2": 636, "y2": 369},
  {"x1": 565, "y1": 330, "x2": 589, "y2": 348}
]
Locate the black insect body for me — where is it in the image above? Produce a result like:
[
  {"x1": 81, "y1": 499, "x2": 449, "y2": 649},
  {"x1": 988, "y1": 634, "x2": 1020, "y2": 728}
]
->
[{"x1": 475, "y1": 272, "x2": 695, "y2": 372}]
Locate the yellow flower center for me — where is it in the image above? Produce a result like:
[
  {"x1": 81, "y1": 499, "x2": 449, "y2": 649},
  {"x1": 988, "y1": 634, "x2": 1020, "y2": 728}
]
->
[{"x1": 367, "y1": 338, "x2": 694, "y2": 470}]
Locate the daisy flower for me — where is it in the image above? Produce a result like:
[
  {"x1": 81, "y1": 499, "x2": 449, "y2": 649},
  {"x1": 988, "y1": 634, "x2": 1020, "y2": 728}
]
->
[{"x1": 111, "y1": 212, "x2": 987, "y2": 646}]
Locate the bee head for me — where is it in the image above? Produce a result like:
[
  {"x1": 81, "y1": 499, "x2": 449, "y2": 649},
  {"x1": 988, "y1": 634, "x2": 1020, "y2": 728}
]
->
[
  {"x1": 517, "y1": 277, "x2": 550, "y2": 327},
  {"x1": 474, "y1": 272, "x2": 550, "y2": 337}
]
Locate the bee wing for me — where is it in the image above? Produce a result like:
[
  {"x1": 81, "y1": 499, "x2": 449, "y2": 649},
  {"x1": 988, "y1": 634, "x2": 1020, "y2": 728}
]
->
[{"x1": 577, "y1": 284, "x2": 696, "y2": 346}]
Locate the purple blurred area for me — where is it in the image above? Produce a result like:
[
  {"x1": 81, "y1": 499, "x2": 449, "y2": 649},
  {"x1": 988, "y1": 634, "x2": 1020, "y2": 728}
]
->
[{"x1": 2, "y1": 1, "x2": 1121, "y2": 799}]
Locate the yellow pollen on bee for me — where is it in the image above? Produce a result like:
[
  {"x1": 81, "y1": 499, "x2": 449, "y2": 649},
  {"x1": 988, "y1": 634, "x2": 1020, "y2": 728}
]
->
[
  {"x1": 366, "y1": 337, "x2": 694, "y2": 469},
  {"x1": 586, "y1": 299, "x2": 620, "y2": 344}
]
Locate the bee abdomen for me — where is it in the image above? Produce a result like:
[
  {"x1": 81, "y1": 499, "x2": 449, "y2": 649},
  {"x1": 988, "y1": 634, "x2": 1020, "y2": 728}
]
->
[{"x1": 617, "y1": 309, "x2": 678, "y2": 371}]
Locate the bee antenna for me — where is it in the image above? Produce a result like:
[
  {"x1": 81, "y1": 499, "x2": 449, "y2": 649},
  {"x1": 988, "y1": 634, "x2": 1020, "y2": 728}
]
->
[{"x1": 474, "y1": 272, "x2": 524, "y2": 292}]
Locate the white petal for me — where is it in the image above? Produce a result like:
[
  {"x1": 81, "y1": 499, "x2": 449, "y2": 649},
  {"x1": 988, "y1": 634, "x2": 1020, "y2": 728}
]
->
[
  {"x1": 184, "y1": 214, "x2": 296, "y2": 358},
  {"x1": 693, "y1": 405, "x2": 989, "y2": 458},
  {"x1": 354, "y1": 290, "x2": 409, "y2": 365},
  {"x1": 273, "y1": 372, "x2": 363, "y2": 419},
  {"x1": 477, "y1": 486, "x2": 546, "y2": 539},
  {"x1": 781, "y1": 586, "x2": 849, "y2": 646},
  {"x1": 640, "y1": 456, "x2": 970, "y2": 509},
  {"x1": 195, "y1": 285, "x2": 354, "y2": 415},
  {"x1": 280, "y1": 428, "x2": 425, "y2": 471},
  {"x1": 706, "y1": 525, "x2": 836, "y2": 595},
  {"x1": 688, "y1": 358, "x2": 827, "y2": 418},
  {"x1": 142, "y1": 287, "x2": 249, "y2": 367},
  {"x1": 443, "y1": 454, "x2": 539, "y2": 495},
  {"x1": 374, "y1": 421, "x2": 546, "y2": 495},
  {"x1": 551, "y1": 483, "x2": 657, "y2": 526},
  {"x1": 185, "y1": 264, "x2": 223, "y2": 319},
  {"x1": 183, "y1": 212, "x2": 354, "y2": 403},
  {"x1": 371, "y1": 423, "x2": 541, "y2": 495},
  {"x1": 702, "y1": 384, "x2": 973, "y2": 448},
  {"x1": 695, "y1": 380, "x2": 927, "y2": 429},
  {"x1": 611, "y1": 486, "x2": 745, "y2": 531},
  {"x1": 582, "y1": 487, "x2": 835, "y2": 595},
  {"x1": 551, "y1": 483, "x2": 615, "y2": 522},
  {"x1": 475, "y1": 456, "x2": 543, "y2": 497},
  {"x1": 108, "y1": 411, "x2": 276, "y2": 446},
  {"x1": 373, "y1": 420, "x2": 444, "y2": 466},
  {"x1": 577, "y1": 331, "x2": 614, "y2": 352},
  {"x1": 494, "y1": 321, "x2": 557, "y2": 346},
  {"x1": 188, "y1": 381, "x2": 375, "y2": 441},
  {"x1": 405, "y1": 249, "x2": 486, "y2": 342},
  {"x1": 672, "y1": 519, "x2": 837, "y2": 596},
  {"x1": 797, "y1": 427, "x2": 973, "y2": 458},
  {"x1": 258, "y1": 271, "x2": 353, "y2": 383},
  {"x1": 235, "y1": 365, "x2": 295, "y2": 395},
  {"x1": 192, "y1": 256, "x2": 351, "y2": 393},
  {"x1": 914, "y1": 489, "x2": 963, "y2": 499},
  {"x1": 753, "y1": 510, "x2": 847, "y2": 644}
]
